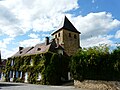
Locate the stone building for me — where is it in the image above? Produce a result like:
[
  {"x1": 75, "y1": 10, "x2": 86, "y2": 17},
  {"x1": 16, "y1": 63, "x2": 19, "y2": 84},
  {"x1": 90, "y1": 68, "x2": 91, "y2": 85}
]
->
[
  {"x1": 52, "y1": 16, "x2": 81, "y2": 56},
  {"x1": 6, "y1": 16, "x2": 81, "y2": 83}
]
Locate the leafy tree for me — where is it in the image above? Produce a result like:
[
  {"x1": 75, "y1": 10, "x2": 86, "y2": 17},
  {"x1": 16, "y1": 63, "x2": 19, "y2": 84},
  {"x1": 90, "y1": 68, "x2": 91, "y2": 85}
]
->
[{"x1": 70, "y1": 44, "x2": 120, "y2": 81}]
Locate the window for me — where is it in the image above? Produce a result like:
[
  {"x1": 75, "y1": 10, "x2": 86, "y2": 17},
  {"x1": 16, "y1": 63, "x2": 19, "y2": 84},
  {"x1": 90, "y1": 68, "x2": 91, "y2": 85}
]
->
[
  {"x1": 16, "y1": 71, "x2": 19, "y2": 78},
  {"x1": 74, "y1": 34, "x2": 77, "y2": 39},
  {"x1": 11, "y1": 71, "x2": 14, "y2": 78},
  {"x1": 10, "y1": 71, "x2": 13, "y2": 78},
  {"x1": 55, "y1": 35, "x2": 57, "y2": 38},
  {"x1": 30, "y1": 59, "x2": 33, "y2": 66},
  {"x1": 18, "y1": 71, "x2": 21, "y2": 78},
  {"x1": 69, "y1": 33, "x2": 71, "y2": 37},
  {"x1": 37, "y1": 48, "x2": 41, "y2": 51},
  {"x1": 37, "y1": 73, "x2": 41, "y2": 81},
  {"x1": 20, "y1": 51, "x2": 22, "y2": 54},
  {"x1": 58, "y1": 33, "x2": 60, "y2": 37},
  {"x1": 20, "y1": 72, "x2": 22, "y2": 78},
  {"x1": 11, "y1": 60, "x2": 14, "y2": 66}
]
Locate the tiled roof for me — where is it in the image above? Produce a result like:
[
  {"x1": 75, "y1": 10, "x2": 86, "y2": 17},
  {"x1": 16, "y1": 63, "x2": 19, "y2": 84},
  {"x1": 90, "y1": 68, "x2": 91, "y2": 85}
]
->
[
  {"x1": 25, "y1": 43, "x2": 51, "y2": 55},
  {"x1": 52, "y1": 16, "x2": 80, "y2": 35},
  {"x1": 11, "y1": 47, "x2": 34, "y2": 57},
  {"x1": 11, "y1": 39, "x2": 58, "y2": 57}
]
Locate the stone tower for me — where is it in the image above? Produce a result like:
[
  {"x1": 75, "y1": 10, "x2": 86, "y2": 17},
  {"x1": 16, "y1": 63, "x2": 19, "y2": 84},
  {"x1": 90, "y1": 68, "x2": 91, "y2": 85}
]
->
[{"x1": 52, "y1": 16, "x2": 81, "y2": 56}]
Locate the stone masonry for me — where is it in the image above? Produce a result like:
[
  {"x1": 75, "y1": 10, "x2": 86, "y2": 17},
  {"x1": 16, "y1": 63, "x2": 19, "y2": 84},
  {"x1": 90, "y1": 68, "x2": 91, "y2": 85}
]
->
[{"x1": 52, "y1": 29, "x2": 80, "y2": 56}]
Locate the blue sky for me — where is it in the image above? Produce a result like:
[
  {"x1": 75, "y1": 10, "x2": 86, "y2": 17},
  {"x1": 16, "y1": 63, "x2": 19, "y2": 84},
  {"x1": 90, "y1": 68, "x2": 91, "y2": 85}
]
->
[{"x1": 0, "y1": 0, "x2": 120, "y2": 59}]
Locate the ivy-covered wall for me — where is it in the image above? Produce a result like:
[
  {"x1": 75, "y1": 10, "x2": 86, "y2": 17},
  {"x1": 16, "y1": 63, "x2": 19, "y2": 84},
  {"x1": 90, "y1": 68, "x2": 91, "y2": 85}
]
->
[{"x1": 5, "y1": 52, "x2": 70, "y2": 85}]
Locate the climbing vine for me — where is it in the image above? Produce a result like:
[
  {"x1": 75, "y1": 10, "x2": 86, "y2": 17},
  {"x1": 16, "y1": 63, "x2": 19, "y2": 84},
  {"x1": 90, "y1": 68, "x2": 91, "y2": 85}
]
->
[{"x1": 5, "y1": 52, "x2": 70, "y2": 85}]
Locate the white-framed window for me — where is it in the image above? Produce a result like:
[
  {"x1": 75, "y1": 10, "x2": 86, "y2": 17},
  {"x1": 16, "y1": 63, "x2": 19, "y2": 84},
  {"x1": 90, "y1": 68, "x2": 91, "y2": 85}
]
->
[
  {"x1": 25, "y1": 72, "x2": 28, "y2": 82},
  {"x1": 20, "y1": 72, "x2": 22, "y2": 78},
  {"x1": 30, "y1": 59, "x2": 33, "y2": 66},
  {"x1": 37, "y1": 73, "x2": 41, "y2": 81},
  {"x1": 11, "y1": 60, "x2": 14, "y2": 66}
]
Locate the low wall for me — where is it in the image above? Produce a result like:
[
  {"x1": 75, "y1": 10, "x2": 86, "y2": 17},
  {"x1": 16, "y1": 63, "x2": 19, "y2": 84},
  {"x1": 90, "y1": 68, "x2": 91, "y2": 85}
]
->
[{"x1": 74, "y1": 80, "x2": 120, "y2": 90}]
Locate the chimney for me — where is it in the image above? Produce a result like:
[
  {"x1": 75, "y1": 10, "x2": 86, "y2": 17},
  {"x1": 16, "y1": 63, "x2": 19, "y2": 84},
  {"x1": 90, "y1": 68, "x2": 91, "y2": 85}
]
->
[
  {"x1": 45, "y1": 37, "x2": 49, "y2": 45},
  {"x1": 19, "y1": 47, "x2": 24, "y2": 51}
]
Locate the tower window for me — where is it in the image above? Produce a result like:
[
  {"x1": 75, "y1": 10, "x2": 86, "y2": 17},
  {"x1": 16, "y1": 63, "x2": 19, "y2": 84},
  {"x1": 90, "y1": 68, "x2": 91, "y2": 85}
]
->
[
  {"x1": 58, "y1": 33, "x2": 60, "y2": 37},
  {"x1": 69, "y1": 33, "x2": 71, "y2": 37},
  {"x1": 74, "y1": 34, "x2": 77, "y2": 39},
  {"x1": 55, "y1": 35, "x2": 57, "y2": 38}
]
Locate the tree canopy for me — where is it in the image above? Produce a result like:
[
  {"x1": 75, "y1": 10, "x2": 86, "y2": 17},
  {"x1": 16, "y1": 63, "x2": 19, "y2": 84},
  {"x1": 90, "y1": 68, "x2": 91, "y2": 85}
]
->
[{"x1": 70, "y1": 45, "x2": 120, "y2": 81}]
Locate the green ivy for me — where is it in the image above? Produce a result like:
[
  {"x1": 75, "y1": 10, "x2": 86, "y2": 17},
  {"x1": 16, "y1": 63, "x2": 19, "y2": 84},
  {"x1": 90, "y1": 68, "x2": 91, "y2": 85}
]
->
[{"x1": 5, "y1": 52, "x2": 70, "y2": 85}]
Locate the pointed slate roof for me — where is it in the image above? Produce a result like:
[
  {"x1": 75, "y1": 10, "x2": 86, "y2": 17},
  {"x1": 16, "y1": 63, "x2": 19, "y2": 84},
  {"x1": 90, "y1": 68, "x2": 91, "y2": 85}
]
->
[{"x1": 52, "y1": 16, "x2": 80, "y2": 35}]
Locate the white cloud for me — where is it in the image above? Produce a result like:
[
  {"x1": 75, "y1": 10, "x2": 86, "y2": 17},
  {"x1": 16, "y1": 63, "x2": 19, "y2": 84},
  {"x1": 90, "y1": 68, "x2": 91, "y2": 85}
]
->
[
  {"x1": 19, "y1": 38, "x2": 41, "y2": 47},
  {"x1": 0, "y1": 5, "x2": 25, "y2": 37},
  {"x1": 0, "y1": 37, "x2": 15, "y2": 59},
  {"x1": 1, "y1": 48, "x2": 18, "y2": 59},
  {"x1": 115, "y1": 30, "x2": 120, "y2": 39},
  {"x1": 62, "y1": 12, "x2": 120, "y2": 48},
  {"x1": 70, "y1": 12, "x2": 120, "y2": 39},
  {"x1": 0, "y1": 37, "x2": 14, "y2": 48},
  {"x1": 42, "y1": 34, "x2": 51, "y2": 37},
  {"x1": 0, "y1": 0, "x2": 79, "y2": 36},
  {"x1": 81, "y1": 35, "x2": 113, "y2": 48},
  {"x1": 28, "y1": 33, "x2": 39, "y2": 39}
]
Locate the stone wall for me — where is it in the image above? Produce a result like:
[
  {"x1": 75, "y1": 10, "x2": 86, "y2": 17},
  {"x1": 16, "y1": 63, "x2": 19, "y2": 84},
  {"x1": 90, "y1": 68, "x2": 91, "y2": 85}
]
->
[
  {"x1": 52, "y1": 29, "x2": 80, "y2": 56},
  {"x1": 63, "y1": 29, "x2": 80, "y2": 56},
  {"x1": 74, "y1": 80, "x2": 120, "y2": 90}
]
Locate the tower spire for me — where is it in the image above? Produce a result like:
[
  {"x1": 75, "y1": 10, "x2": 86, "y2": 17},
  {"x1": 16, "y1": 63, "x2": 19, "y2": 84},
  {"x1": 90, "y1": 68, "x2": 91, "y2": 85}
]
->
[{"x1": 52, "y1": 16, "x2": 80, "y2": 35}]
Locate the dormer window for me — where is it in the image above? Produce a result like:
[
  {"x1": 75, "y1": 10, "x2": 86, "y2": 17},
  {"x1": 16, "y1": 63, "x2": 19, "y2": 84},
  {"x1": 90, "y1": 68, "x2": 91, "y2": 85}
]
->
[
  {"x1": 37, "y1": 48, "x2": 41, "y2": 51},
  {"x1": 20, "y1": 51, "x2": 22, "y2": 54}
]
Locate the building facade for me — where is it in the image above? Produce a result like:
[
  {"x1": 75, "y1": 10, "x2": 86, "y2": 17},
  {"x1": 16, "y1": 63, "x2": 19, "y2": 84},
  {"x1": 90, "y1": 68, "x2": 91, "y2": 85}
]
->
[{"x1": 5, "y1": 16, "x2": 81, "y2": 84}]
